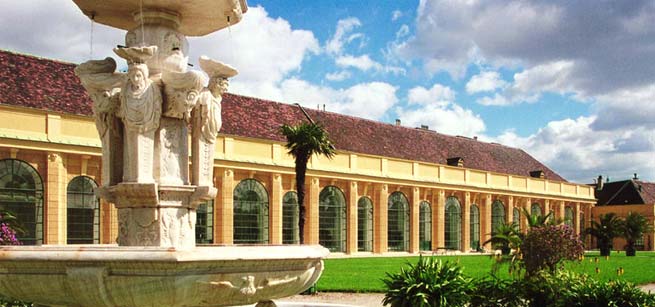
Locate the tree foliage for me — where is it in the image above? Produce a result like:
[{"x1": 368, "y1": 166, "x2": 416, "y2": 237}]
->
[
  {"x1": 521, "y1": 224, "x2": 584, "y2": 276},
  {"x1": 585, "y1": 213, "x2": 624, "y2": 257}
]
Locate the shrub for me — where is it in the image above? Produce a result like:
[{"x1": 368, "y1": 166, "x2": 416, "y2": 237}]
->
[
  {"x1": 469, "y1": 277, "x2": 524, "y2": 307},
  {"x1": 382, "y1": 256, "x2": 472, "y2": 307},
  {"x1": 521, "y1": 224, "x2": 583, "y2": 275}
]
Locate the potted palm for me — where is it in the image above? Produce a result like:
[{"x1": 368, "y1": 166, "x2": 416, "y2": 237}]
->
[
  {"x1": 585, "y1": 213, "x2": 623, "y2": 257},
  {"x1": 621, "y1": 212, "x2": 653, "y2": 256}
]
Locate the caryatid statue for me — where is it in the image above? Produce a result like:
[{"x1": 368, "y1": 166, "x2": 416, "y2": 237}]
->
[
  {"x1": 114, "y1": 46, "x2": 162, "y2": 183},
  {"x1": 192, "y1": 56, "x2": 238, "y2": 187}
]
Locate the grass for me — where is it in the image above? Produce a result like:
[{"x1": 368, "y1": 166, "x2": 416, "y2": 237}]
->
[{"x1": 316, "y1": 251, "x2": 655, "y2": 292}]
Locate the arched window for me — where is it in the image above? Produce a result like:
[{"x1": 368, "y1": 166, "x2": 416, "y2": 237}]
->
[
  {"x1": 419, "y1": 201, "x2": 432, "y2": 251},
  {"x1": 470, "y1": 204, "x2": 480, "y2": 251},
  {"x1": 445, "y1": 197, "x2": 461, "y2": 250},
  {"x1": 67, "y1": 176, "x2": 99, "y2": 244},
  {"x1": 319, "y1": 186, "x2": 346, "y2": 252},
  {"x1": 0, "y1": 159, "x2": 43, "y2": 245},
  {"x1": 357, "y1": 196, "x2": 373, "y2": 252},
  {"x1": 196, "y1": 200, "x2": 214, "y2": 244},
  {"x1": 491, "y1": 200, "x2": 505, "y2": 234},
  {"x1": 233, "y1": 179, "x2": 269, "y2": 244},
  {"x1": 282, "y1": 191, "x2": 299, "y2": 244},
  {"x1": 388, "y1": 192, "x2": 410, "y2": 252},
  {"x1": 513, "y1": 207, "x2": 521, "y2": 231},
  {"x1": 564, "y1": 206, "x2": 574, "y2": 228},
  {"x1": 531, "y1": 203, "x2": 542, "y2": 217}
]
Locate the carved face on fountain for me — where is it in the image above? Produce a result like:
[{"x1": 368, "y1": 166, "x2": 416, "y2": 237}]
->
[
  {"x1": 128, "y1": 64, "x2": 148, "y2": 93},
  {"x1": 126, "y1": 26, "x2": 189, "y2": 74},
  {"x1": 208, "y1": 77, "x2": 229, "y2": 97}
]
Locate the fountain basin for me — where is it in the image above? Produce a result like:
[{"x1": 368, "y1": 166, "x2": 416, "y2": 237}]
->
[{"x1": 0, "y1": 245, "x2": 328, "y2": 307}]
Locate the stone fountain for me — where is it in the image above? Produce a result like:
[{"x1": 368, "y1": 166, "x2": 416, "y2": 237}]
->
[{"x1": 0, "y1": 1, "x2": 329, "y2": 306}]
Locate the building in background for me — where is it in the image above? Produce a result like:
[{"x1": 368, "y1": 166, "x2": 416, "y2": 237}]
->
[
  {"x1": 592, "y1": 175, "x2": 655, "y2": 251},
  {"x1": 0, "y1": 50, "x2": 596, "y2": 254}
]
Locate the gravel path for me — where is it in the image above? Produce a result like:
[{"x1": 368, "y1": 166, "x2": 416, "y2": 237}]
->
[{"x1": 278, "y1": 293, "x2": 385, "y2": 307}]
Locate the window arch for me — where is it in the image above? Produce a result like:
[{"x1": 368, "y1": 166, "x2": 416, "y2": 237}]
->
[
  {"x1": 513, "y1": 207, "x2": 521, "y2": 231},
  {"x1": 233, "y1": 179, "x2": 269, "y2": 244},
  {"x1": 445, "y1": 197, "x2": 461, "y2": 250},
  {"x1": 196, "y1": 199, "x2": 214, "y2": 244},
  {"x1": 388, "y1": 192, "x2": 410, "y2": 252},
  {"x1": 491, "y1": 200, "x2": 505, "y2": 234},
  {"x1": 419, "y1": 201, "x2": 432, "y2": 251},
  {"x1": 470, "y1": 204, "x2": 480, "y2": 251},
  {"x1": 66, "y1": 176, "x2": 99, "y2": 244},
  {"x1": 564, "y1": 206, "x2": 574, "y2": 228},
  {"x1": 531, "y1": 203, "x2": 542, "y2": 217},
  {"x1": 357, "y1": 196, "x2": 373, "y2": 252},
  {"x1": 319, "y1": 186, "x2": 346, "y2": 252},
  {"x1": 282, "y1": 191, "x2": 299, "y2": 244},
  {"x1": 0, "y1": 159, "x2": 43, "y2": 245}
]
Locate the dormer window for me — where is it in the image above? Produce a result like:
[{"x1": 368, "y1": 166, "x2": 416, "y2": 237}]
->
[
  {"x1": 447, "y1": 157, "x2": 464, "y2": 167},
  {"x1": 530, "y1": 170, "x2": 545, "y2": 179}
]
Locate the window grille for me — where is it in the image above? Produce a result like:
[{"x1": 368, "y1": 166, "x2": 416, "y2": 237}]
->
[
  {"x1": 491, "y1": 200, "x2": 505, "y2": 234},
  {"x1": 357, "y1": 196, "x2": 373, "y2": 252},
  {"x1": 66, "y1": 176, "x2": 99, "y2": 244},
  {"x1": 531, "y1": 203, "x2": 542, "y2": 217},
  {"x1": 388, "y1": 192, "x2": 409, "y2": 252},
  {"x1": 319, "y1": 186, "x2": 346, "y2": 252},
  {"x1": 470, "y1": 204, "x2": 480, "y2": 250},
  {"x1": 0, "y1": 159, "x2": 43, "y2": 245},
  {"x1": 445, "y1": 197, "x2": 461, "y2": 250},
  {"x1": 196, "y1": 199, "x2": 214, "y2": 244},
  {"x1": 564, "y1": 206, "x2": 574, "y2": 228},
  {"x1": 419, "y1": 201, "x2": 432, "y2": 251},
  {"x1": 282, "y1": 191, "x2": 299, "y2": 244},
  {"x1": 233, "y1": 179, "x2": 269, "y2": 244}
]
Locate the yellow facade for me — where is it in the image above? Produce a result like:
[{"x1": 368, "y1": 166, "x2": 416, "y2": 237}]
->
[{"x1": 0, "y1": 104, "x2": 597, "y2": 254}]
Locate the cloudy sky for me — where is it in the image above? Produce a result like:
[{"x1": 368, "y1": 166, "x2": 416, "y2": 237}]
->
[{"x1": 1, "y1": 0, "x2": 654, "y2": 183}]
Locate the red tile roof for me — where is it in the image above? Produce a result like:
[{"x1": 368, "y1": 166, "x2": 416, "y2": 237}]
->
[
  {"x1": 636, "y1": 181, "x2": 655, "y2": 204},
  {"x1": 0, "y1": 49, "x2": 567, "y2": 182}
]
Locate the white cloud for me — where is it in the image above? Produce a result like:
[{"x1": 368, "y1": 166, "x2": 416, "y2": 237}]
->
[
  {"x1": 496, "y1": 116, "x2": 655, "y2": 182},
  {"x1": 466, "y1": 71, "x2": 507, "y2": 94},
  {"x1": 396, "y1": 104, "x2": 486, "y2": 137},
  {"x1": 392, "y1": 10, "x2": 403, "y2": 21},
  {"x1": 325, "y1": 17, "x2": 362, "y2": 55},
  {"x1": 278, "y1": 79, "x2": 398, "y2": 120},
  {"x1": 395, "y1": 25, "x2": 410, "y2": 39},
  {"x1": 335, "y1": 54, "x2": 382, "y2": 72},
  {"x1": 325, "y1": 70, "x2": 351, "y2": 81},
  {"x1": 407, "y1": 84, "x2": 455, "y2": 107}
]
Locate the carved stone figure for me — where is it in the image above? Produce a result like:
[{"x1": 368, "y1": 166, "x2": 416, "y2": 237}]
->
[
  {"x1": 74, "y1": 57, "x2": 125, "y2": 186},
  {"x1": 192, "y1": 56, "x2": 238, "y2": 186}
]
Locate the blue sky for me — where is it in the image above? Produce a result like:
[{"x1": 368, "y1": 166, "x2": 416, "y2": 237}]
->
[{"x1": 1, "y1": 0, "x2": 653, "y2": 183}]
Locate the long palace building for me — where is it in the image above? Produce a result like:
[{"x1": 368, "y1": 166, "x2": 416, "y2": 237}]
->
[{"x1": 0, "y1": 50, "x2": 596, "y2": 254}]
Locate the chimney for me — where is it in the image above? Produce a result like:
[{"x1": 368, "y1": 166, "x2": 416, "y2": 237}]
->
[
  {"x1": 447, "y1": 157, "x2": 464, "y2": 167},
  {"x1": 420, "y1": 125, "x2": 429, "y2": 130},
  {"x1": 474, "y1": 136, "x2": 478, "y2": 141},
  {"x1": 633, "y1": 173, "x2": 639, "y2": 180},
  {"x1": 596, "y1": 175, "x2": 604, "y2": 191},
  {"x1": 529, "y1": 170, "x2": 545, "y2": 179},
  {"x1": 395, "y1": 119, "x2": 401, "y2": 126}
]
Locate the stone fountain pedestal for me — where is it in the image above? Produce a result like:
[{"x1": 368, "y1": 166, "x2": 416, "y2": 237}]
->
[{"x1": 0, "y1": 1, "x2": 330, "y2": 306}]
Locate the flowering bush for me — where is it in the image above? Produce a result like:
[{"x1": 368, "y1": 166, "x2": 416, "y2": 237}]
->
[
  {"x1": 0, "y1": 223, "x2": 20, "y2": 246},
  {"x1": 520, "y1": 224, "x2": 583, "y2": 276}
]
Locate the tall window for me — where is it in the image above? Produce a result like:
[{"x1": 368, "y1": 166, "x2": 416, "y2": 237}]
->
[
  {"x1": 531, "y1": 203, "x2": 542, "y2": 217},
  {"x1": 357, "y1": 196, "x2": 373, "y2": 252},
  {"x1": 282, "y1": 191, "x2": 299, "y2": 244},
  {"x1": 196, "y1": 200, "x2": 214, "y2": 244},
  {"x1": 580, "y1": 213, "x2": 585, "y2": 236},
  {"x1": 0, "y1": 159, "x2": 43, "y2": 245},
  {"x1": 491, "y1": 200, "x2": 505, "y2": 234},
  {"x1": 564, "y1": 206, "x2": 574, "y2": 228},
  {"x1": 419, "y1": 201, "x2": 432, "y2": 251},
  {"x1": 319, "y1": 186, "x2": 346, "y2": 252},
  {"x1": 513, "y1": 207, "x2": 521, "y2": 231},
  {"x1": 470, "y1": 204, "x2": 480, "y2": 250},
  {"x1": 66, "y1": 176, "x2": 99, "y2": 244},
  {"x1": 233, "y1": 179, "x2": 269, "y2": 244},
  {"x1": 445, "y1": 197, "x2": 461, "y2": 250},
  {"x1": 388, "y1": 192, "x2": 410, "y2": 252}
]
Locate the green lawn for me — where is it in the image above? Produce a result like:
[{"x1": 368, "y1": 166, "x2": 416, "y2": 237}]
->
[{"x1": 316, "y1": 251, "x2": 655, "y2": 292}]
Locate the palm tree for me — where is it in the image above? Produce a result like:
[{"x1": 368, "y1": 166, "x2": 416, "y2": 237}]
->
[
  {"x1": 585, "y1": 213, "x2": 624, "y2": 257},
  {"x1": 281, "y1": 121, "x2": 335, "y2": 244},
  {"x1": 522, "y1": 208, "x2": 560, "y2": 228},
  {"x1": 622, "y1": 212, "x2": 653, "y2": 256},
  {"x1": 484, "y1": 222, "x2": 521, "y2": 255}
]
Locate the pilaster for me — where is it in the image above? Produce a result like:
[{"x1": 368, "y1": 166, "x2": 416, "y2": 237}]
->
[
  {"x1": 410, "y1": 187, "x2": 420, "y2": 253},
  {"x1": 435, "y1": 189, "x2": 445, "y2": 250},
  {"x1": 522, "y1": 198, "x2": 531, "y2": 231},
  {"x1": 269, "y1": 173, "x2": 283, "y2": 244},
  {"x1": 462, "y1": 191, "x2": 471, "y2": 252},
  {"x1": 373, "y1": 184, "x2": 388, "y2": 253},
  {"x1": 574, "y1": 202, "x2": 581, "y2": 235},
  {"x1": 215, "y1": 168, "x2": 234, "y2": 244},
  {"x1": 482, "y1": 194, "x2": 492, "y2": 249},
  {"x1": 46, "y1": 152, "x2": 66, "y2": 244},
  {"x1": 507, "y1": 196, "x2": 514, "y2": 224},
  {"x1": 347, "y1": 181, "x2": 358, "y2": 254},
  {"x1": 306, "y1": 177, "x2": 320, "y2": 245}
]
